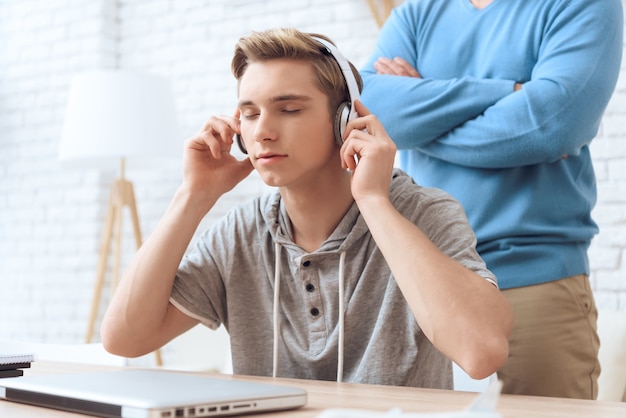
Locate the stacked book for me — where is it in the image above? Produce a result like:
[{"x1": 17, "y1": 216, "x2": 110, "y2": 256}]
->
[{"x1": 0, "y1": 353, "x2": 35, "y2": 378}]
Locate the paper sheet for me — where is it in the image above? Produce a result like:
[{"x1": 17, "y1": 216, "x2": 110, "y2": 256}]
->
[{"x1": 317, "y1": 377, "x2": 503, "y2": 418}]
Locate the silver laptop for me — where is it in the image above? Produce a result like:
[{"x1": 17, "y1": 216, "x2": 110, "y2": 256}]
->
[{"x1": 0, "y1": 369, "x2": 307, "y2": 417}]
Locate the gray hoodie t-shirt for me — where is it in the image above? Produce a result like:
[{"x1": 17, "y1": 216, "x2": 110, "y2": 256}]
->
[{"x1": 170, "y1": 169, "x2": 496, "y2": 389}]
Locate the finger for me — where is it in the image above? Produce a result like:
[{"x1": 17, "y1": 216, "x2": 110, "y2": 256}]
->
[
  {"x1": 341, "y1": 140, "x2": 359, "y2": 171},
  {"x1": 203, "y1": 115, "x2": 239, "y2": 138},
  {"x1": 341, "y1": 131, "x2": 375, "y2": 171},
  {"x1": 200, "y1": 117, "x2": 237, "y2": 159},
  {"x1": 232, "y1": 109, "x2": 242, "y2": 134},
  {"x1": 343, "y1": 101, "x2": 373, "y2": 141},
  {"x1": 201, "y1": 115, "x2": 222, "y2": 132},
  {"x1": 204, "y1": 131, "x2": 225, "y2": 159},
  {"x1": 374, "y1": 57, "x2": 397, "y2": 75},
  {"x1": 392, "y1": 57, "x2": 421, "y2": 78},
  {"x1": 353, "y1": 100, "x2": 371, "y2": 117},
  {"x1": 347, "y1": 113, "x2": 381, "y2": 139},
  {"x1": 185, "y1": 134, "x2": 210, "y2": 152}
]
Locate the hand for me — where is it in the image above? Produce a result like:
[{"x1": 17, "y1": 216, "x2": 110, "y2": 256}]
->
[
  {"x1": 374, "y1": 57, "x2": 421, "y2": 78},
  {"x1": 340, "y1": 100, "x2": 397, "y2": 203},
  {"x1": 182, "y1": 111, "x2": 253, "y2": 206}
]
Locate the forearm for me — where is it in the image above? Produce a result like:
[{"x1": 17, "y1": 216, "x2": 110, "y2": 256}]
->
[
  {"x1": 363, "y1": 0, "x2": 622, "y2": 168},
  {"x1": 357, "y1": 196, "x2": 512, "y2": 378},
  {"x1": 360, "y1": 73, "x2": 513, "y2": 149},
  {"x1": 418, "y1": 75, "x2": 614, "y2": 168},
  {"x1": 359, "y1": 2, "x2": 515, "y2": 150},
  {"x1": 101, "y1": 186, "x2": 218, "y2": 356}
]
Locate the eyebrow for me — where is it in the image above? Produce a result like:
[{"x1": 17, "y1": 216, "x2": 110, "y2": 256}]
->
[{"x1": 238, "y1": 94, "x2": 313, "y2": 108}]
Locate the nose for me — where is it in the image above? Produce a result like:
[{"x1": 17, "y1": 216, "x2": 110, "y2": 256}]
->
[{"x1": 252, "y1": 113, "x2": 277, "y2": 144}]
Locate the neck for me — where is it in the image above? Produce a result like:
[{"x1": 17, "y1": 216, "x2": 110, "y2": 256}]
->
[
  {"x1": 280, "y1": 169, "x2": 354, "y2": 253},
  {"x1": 471, "y1": 0, "x2": 494, "y2": 9}
]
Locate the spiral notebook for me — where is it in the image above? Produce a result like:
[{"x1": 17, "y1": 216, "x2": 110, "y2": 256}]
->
[
  {"x1": 0, "y1": 353, "x2": 35, "y2": 365},
  {"x1": 0, "y1": 353, "x2": 35, "y2": 378}
]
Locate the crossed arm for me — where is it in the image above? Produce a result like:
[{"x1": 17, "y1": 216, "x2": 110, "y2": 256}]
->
[{"x1": 360, "y1": 0, "x2": 623, "y2": 169}]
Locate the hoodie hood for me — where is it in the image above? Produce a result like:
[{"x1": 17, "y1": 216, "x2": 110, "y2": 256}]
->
[{"x1": 262, "y1": 168, "x2": 414, "y2": 254}]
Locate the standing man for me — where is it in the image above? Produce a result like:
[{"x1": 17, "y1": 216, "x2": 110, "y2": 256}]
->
[{"x1": 361, "y1": 0, "x2": 623, "y2": 399}]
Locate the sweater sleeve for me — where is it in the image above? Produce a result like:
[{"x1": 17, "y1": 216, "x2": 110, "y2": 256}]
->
[
  {"x1": 360, "y1": 6, "x2": 516, "y2": 150},
  {"x1": 361, "y1": 0, "x2": 623, "y2": 169}
]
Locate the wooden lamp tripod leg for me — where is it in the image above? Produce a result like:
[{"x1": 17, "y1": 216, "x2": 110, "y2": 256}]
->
[{"x1": 85, "y1": 159, "x2": 163, "y2": 366}]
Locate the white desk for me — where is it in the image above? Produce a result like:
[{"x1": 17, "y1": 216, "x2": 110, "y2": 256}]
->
[{"x1": 1, "y1": 362, "x2": 625, "y2": 417}]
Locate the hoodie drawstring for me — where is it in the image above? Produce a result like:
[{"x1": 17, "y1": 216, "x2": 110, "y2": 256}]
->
[
  {"x1": 272, "y1": 241, "x2": 282, "y2": 378},
  {"x1": 271, "y1": 246, "x2": 347, "y2": 383},
  {"x1": 337, "y1": 250, "x2": 346, "y2": 383}
]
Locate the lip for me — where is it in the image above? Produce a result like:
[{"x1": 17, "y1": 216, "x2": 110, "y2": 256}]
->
[{"x1": 256, "y1": 153, "x2": 287, "y2": 163}]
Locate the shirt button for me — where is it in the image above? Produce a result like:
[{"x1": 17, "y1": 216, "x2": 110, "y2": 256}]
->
[
  {"x1": 310, "y1": 307, "x2": 319, "y2": 316},
  {"x1": 303, "y1": 260, "x2": 311, "y2": 267},
  {"x1": 305, "y1": 283, "x2": 315, "y2": 292}
]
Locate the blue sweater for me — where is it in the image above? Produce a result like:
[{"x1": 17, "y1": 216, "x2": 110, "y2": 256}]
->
[{"x1": 360, "y1": 0, "x2": 623, "y2": 289}]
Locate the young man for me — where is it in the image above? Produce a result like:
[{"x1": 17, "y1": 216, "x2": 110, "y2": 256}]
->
[
  {"x1": 101, "y1": 28, "x2": 512, "y2": 389},
  {"x1": 359, "y1": 0, "x2": 622, "y2": 398}
]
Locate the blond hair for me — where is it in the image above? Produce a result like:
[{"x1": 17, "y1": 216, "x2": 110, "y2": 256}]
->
[{"x1": 231, "y1": 27, "x2": 363, "y2": 116}]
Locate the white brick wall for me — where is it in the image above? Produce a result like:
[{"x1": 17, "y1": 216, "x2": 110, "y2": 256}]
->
[{"x1": 0, "y1": 0, "x2": 625, "y2": 352}]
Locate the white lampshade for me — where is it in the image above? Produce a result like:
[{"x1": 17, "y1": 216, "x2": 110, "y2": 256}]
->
[{"x1": 59, "y1": 70, "x2": 181, "y2": 171}]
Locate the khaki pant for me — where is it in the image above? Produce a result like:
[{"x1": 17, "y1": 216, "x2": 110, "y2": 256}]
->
[{"x1": 498, "y1": 274, "x2": 600, "y2": 399}]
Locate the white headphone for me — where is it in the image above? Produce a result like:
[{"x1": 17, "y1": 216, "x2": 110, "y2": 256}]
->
[
  {"x1": 311, "y1": 36, "x2": 361, "y2": 146},
  {"x1": 236, "y1": 36, "x2": 360, "y2": 154}
]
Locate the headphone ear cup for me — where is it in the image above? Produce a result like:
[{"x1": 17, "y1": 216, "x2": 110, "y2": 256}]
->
[
  {"x1": 334, "y1": 102, "x2": 350, "y2": 146},
  {"x1": 235, "y1": 133, "x2": 247, "y2": 154}
]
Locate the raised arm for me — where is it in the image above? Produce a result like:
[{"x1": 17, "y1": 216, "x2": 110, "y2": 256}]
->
[
  {"x1": 361, "y1": 0, "x2": 623, "y2": 168},
  {"x1": 100, "y1": 114, "x2": 253, "y2": 357},
  {"x1": 342, "y1": 102, "x2": 513, "y2": 379}
]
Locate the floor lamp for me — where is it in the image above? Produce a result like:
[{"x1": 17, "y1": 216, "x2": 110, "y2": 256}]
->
[{"x1": 59, "y1": 70, "x2": 180, "y2": 366}]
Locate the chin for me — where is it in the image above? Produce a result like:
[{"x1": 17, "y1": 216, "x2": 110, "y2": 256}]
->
[{"x1": 257, "y1": 171, "x2": 283, "y2": 188}]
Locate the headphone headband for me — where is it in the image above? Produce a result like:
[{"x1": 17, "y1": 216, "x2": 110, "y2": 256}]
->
[{"x1": 311, "y1": 36, "x2": 360, "y2": 123}]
